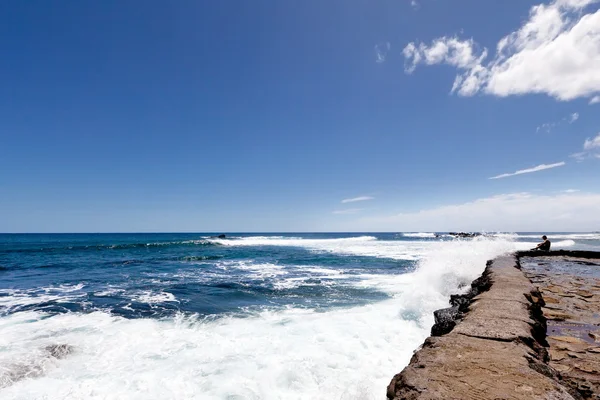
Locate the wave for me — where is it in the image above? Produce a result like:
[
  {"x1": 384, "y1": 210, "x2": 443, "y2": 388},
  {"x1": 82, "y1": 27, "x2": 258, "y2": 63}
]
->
[
  {"x1": 207, "y1": 235, "x2": 423, "y2": 260},
  {"x1": 517, "y1": 239, "x2": 576, "y2": 248},
  {"x1": 0, "y1": 235, "x2": 526, "y2": 399},
  {"x1": 402, "y1": 233, "x2": 437, "y2": 238},
  {"x1": 131, "y1": 291, "x2": 178, "y2": 304},
  {"x1": 0, "y1": 303, "x2": 426, "y2": 399},
  {"x1": 208, "y1": 235, "x2": 378, "y2": 246},
  {"x1": 0, "y1": 284, "x2": 88, "y2": 316},
  {"x1": 513, "y1": 233, "x2": 600, "y2": 240}
]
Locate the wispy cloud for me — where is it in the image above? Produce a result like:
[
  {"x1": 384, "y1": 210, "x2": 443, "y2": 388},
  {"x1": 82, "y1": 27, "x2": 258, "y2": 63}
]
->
[
  {"x1": 590, "y1": 96, "x2": 600, "y2": 105},
  {"x1": 536, "y1": 112, "x2": 579, "y2": 133},
  {"x1": 584, "y1": 133, "x2": 600, "y2": 150},
  {"x1": 333, "y1": 208, "x2": 362, "y2": 215},
  {"x1": 375, "y1": 42, "x2": 390, "y2": 63},
  {"x1": 402, "y1": 0, "x2": 600, "y2": 101},
  {"x1": 489, "y1": 162, "x2": 565, "y2": 179},
  {"x1": 536, "y1": 122, "x2": 556, "y2": 133},
  {"x1": 569, "y1": 112, "x2": 579, "y2": 123},
  {"x1": 410, "y1": 0, "x2": 419, "y2": 9},
  {"x1": 562, "y1": 189, "x2": 580, "y2": 193},
  {"x1": 354, "y1": 192, "x2": 600, "y2": 232},
  {"x1": 571, "y1": 133, "x2": 600, "y2": 161},
  {"x1": 341, "y1": 196, "x2": 374, "y2": 203}
]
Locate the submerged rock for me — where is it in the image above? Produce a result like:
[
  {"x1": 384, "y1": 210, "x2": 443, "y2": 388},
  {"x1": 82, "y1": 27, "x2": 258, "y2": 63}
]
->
[
  {"x1": 45, "y1": 344, "x2": 74, "y2": 359},
  {"x1": 0, "y1": 344, "x2": 75, "y2": 388}
]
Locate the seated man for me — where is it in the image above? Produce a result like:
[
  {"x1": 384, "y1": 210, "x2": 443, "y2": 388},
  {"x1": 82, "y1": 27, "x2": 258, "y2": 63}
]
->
[{"x1": 535, "y1": 235, "x2": 551, "y2": 251}]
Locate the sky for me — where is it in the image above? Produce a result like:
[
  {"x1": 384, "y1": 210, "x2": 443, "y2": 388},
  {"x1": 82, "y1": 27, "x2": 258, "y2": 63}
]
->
[{"x1": 1, "y1": 0, "x2": 599, "y2": 232}]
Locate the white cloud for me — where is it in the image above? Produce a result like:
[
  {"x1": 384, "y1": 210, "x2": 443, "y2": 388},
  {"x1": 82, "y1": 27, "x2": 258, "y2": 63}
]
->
[
  {"x1": 333, "y1": 208, "x2": 362, "y2": 215},
  {"x1": 562, "y1": 189, "x2": 580, "y2": 193},
  {"x1": 584, "y1": 133, "x2": 600, "y2": 150},
  {"x1": 341, "y1": 196, "x2": 374, "y2": 203},
  {"x1": 572, "y1": 132, "x2": 600, "y2": 160},
  {"x1": 591, "y1": 96, "x2": 600, "y2": 104},
  {"x1": 403, "y1": 37, "x2": 487, "y2": 75},
  {"x1": 375, "y1": 42, "x2": 390, "y2": 63},
  {"x1": 569, "y1": 112, "x2": 580, "y2": 123},
  {"x1": 410, "y1": 0, "x2": 419, "y2": 10},
  {"x1": 488, "y1": 161, "x2": 565, "y2": 179},
  {"x1": 355, "y1": 192, "x2": 600, "y2": 231},
  {"x1": 404, "y1": 0, "x2": 600, "y2": 101}
]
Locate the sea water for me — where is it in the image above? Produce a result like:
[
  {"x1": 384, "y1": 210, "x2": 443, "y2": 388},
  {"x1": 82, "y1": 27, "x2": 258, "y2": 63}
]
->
[{"x1": 0, "y1": 233, "x2": 597, "y2": 399}]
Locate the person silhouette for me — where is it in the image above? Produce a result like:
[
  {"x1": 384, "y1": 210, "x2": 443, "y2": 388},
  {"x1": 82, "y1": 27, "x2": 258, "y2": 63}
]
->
[{"x1": 534, "y1": 235, "x2": 551, "y2": 252}]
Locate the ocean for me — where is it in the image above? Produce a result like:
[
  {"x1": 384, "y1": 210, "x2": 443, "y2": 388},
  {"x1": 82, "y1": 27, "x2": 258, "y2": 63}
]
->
[{"x1": 1, "y1": 232, "x2": 599, "y2": 399}]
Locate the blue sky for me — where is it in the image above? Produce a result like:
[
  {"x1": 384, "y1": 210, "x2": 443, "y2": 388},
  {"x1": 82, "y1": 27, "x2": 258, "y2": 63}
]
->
[{"x1": 1, "y1": 0, "x2": 599, "y2": 232}]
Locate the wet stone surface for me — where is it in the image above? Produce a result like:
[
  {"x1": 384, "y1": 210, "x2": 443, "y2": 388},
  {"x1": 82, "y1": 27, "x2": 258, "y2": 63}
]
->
[{"x1": 521, "y1": 256, "x2": 600, "y2": 399}]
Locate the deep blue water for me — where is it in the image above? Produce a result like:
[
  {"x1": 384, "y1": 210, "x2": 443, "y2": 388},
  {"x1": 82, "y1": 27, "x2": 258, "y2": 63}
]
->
[
  {"x1": 2, "y1": 232, "x2": 597, "y2": 320},
  {"x1": 0, "y1": 233, "x2": 421, "y2": 319}
]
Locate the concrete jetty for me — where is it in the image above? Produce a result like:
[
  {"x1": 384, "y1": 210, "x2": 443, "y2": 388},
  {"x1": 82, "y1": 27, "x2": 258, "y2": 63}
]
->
[{"x1": 387, "y1": 251, "x2": 600, "y2": 400}]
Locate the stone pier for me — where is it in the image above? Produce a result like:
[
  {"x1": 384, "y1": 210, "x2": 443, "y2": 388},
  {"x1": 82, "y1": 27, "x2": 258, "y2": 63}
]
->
[{"x1": 387, "y1": 251, "x2": 600, "y2": 400}]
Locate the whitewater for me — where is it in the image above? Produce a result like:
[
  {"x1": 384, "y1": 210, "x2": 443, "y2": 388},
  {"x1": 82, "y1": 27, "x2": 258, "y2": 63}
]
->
[{"x1": 0, "y1": 233, "x2": 595, "y2": 399}]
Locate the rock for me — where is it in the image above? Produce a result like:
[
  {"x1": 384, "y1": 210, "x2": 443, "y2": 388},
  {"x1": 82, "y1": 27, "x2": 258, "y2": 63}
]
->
[
  {"x1": 550, "y1": 349, "x2": 567, "y2": 361},
  {"x1": 449, "y1": 294, "x2": 470, "y2": 312},
  {"x1": 576, "y1": 290, "x2": 593, "y2": 298},
  {"x1": 448, "y1": 232, "x2": 481, "y2": 238},
  {"x1": 430, "y1": 267, "x2": 495, "y2": 337},
  {"x1": 586, "y1": 347, "x2": 600, "y2": 353},
  {"x1": 45, "y1": 344, "x2": 74, "y2": 359},
  {"x1": 217, "y1": 234, "x2": 226, "y2": 239},
  {"x1": 431, "y1": 306, "x2": 461, "y2": 336},
  {"x1": 543, "y1": 309, "x2": 573, "y2": 321},
  {"x1": 575, "y1": 363, "x2": 600, "y2": 374},
  {"x1": 550, "y1": 363, "x2": 572, "y2": 373},
  {"x1": 544, "y1": 285, "x2": 565, "y2": 295},
  {"x1": 549, "y1": 336, "x2": 588, "y2": 345}
]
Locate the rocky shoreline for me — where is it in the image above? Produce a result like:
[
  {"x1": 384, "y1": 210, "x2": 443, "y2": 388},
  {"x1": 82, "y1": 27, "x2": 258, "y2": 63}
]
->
[{"x1": 386, "y1": 251, "x2": 600, "y2": 400}]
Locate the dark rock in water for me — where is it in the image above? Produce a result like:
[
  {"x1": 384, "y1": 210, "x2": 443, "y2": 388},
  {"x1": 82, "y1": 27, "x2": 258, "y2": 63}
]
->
[
  {"x1": 45, "y1": 344, "x2": 74, "y2": 359},
  {"x1": 448, "y1": 232, "x2": 481, "y2": 238},
  {"x1": 450, "y1": 294, "x2": 471, "y2": 313},
  {"x1": 431, "y1": 306, "x2": 462, "y2": 336},
  {"x1": 469, "y1": 271, "x2": 492, "y2": 296},
  {"x1": 217, "y1": 234, "x2": 226, "y2": 239},
  {"x1": 431, "y1": 266, "x2": 493, "y2": 336}
]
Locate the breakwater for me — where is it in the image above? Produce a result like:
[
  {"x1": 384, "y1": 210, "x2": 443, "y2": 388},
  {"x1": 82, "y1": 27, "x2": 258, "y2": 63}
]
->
[{"x1": 387, "y1": 251, "x2": 600, "y2": 400}]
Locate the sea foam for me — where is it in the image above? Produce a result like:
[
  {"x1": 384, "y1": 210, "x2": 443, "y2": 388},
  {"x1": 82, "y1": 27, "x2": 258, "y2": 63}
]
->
[{"x1": 0, "y1": 236, "x2": 524, "y2": 399}]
